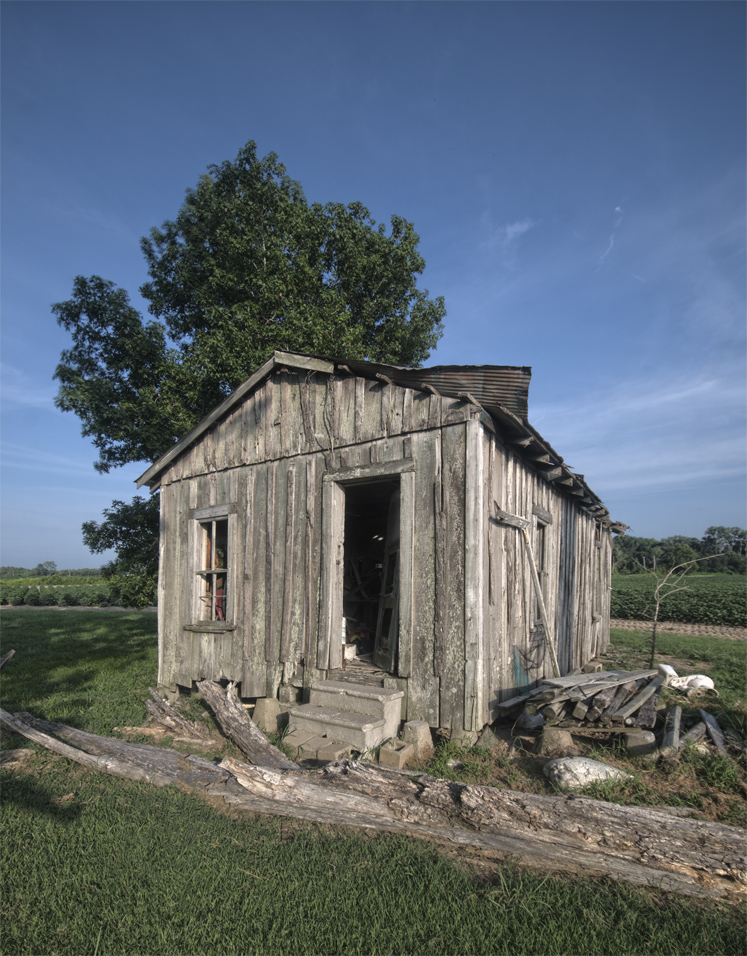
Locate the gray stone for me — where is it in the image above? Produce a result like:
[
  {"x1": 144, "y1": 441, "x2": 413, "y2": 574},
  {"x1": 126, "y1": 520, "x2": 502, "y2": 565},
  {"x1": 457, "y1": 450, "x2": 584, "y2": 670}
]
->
[
  {"x1": 277, "y1": 684, "x2": 301, "y2": 706},
  {"x1": 315, "y1": 741, "x2": 352, "y2": 762},
  {"x1": 450, "y1": 729, "x2": 479, "y2": 749},
  {"x1": 253, "y1": 697, "x2": 283, "y2": 733},
  {"x1": 621, "y1": 730, "x2": 657, "y2": 755},
  {"x1": 402, "y1": 720, "x2": 434, "y2": 762},
  {"x1": 379, "y1": 740, "x2": 416, "y2": 769},
  {"x1": 543, "y1": 756, "x2": 633, "y2": 791},
  {"x1": 476, "y1": 726, "x2": 509, "y2": 756},
  {"x1": 582, "y1": 662, "x2": 603, "y2": 673},
  {"x1": 535, "y1": 728, "x2": 576, "y2": 756}
]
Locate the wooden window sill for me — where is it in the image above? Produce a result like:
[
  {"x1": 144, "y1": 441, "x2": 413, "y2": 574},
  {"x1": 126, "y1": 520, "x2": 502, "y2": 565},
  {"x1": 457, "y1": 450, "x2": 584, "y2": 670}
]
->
[{"x1": 183, "y1": 623, "x2": 236, "y2": 633}]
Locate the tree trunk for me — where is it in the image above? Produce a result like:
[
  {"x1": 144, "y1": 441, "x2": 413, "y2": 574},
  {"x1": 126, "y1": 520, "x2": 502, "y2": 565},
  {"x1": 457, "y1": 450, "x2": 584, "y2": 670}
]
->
[
  {"x1": 213, "y1": 756, "x2": 745, "y2": 901},
  {"x1": 195, "y1": 680, "x2": 299, "y2": 770},
  {"x1": 145, "y1": 687, "x2": 213, "y2": 741},
  {"x1": 2, "y1": 710, "x2": 229, "y2": 790}
]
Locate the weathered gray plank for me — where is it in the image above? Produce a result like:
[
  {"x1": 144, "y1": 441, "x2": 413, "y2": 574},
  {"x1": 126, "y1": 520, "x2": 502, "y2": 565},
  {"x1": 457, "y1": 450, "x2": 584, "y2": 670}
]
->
[
  {"x1": 464, "y1": 419, "x2": 485, "y2": 730},
  {"x1": 439, "y1": 423, "x2": 466, "y2": 731}
]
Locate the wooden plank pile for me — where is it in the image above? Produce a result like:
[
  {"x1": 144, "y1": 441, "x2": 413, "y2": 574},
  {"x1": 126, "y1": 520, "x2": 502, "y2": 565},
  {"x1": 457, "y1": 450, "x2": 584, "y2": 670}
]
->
[{"x1": 498, "y1": 669, "x2": 665, "y2": 732}]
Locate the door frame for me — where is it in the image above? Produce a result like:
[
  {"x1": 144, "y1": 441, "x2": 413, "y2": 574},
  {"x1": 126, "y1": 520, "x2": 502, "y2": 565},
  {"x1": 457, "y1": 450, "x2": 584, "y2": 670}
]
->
[{"x1": 319, "y1": 459, "x2": 414, "y2": 674}]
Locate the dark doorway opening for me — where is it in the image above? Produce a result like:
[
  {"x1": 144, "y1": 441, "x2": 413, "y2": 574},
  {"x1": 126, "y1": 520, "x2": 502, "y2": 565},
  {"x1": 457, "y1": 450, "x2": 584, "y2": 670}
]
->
[{"x1": 342, "y1": 478, "x2": 400, "y2": 673}]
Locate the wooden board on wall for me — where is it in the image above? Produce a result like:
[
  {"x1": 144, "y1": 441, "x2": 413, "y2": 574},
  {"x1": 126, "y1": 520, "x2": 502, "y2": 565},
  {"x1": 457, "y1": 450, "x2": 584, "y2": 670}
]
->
[{"x1": 438, "y1": 422, "x2": 466, "y2": 731}]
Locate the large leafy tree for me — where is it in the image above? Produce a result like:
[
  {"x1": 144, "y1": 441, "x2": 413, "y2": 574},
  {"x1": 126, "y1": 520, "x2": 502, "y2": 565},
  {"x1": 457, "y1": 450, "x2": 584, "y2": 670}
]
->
[{"x1": 54, "y1": 141, "x2": 446, "y2": 604}]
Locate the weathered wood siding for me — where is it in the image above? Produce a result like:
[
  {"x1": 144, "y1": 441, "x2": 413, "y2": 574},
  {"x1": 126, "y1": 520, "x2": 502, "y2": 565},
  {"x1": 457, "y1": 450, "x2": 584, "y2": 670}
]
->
[
  {"x1": 484, "y1": 431, "x2": 612, "y2": 718},
  {"x1": 156, "y1": 367, "x2": 612, "y2": 732}
]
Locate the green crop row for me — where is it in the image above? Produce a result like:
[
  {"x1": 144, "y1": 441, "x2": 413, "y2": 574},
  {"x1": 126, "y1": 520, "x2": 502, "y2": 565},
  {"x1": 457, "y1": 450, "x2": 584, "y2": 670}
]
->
[
  {"x1": 610, "y1": 574, "x2": 746, "y2": 626},
  {"x1": 0, "y1": 583, "x2": 115, "y2": 608}
]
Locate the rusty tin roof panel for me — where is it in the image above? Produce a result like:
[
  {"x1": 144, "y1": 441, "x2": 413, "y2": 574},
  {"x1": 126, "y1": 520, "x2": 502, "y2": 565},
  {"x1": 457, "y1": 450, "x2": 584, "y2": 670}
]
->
[{"x1": 343, "y1": 360, "x2": 532, "y2": 420}]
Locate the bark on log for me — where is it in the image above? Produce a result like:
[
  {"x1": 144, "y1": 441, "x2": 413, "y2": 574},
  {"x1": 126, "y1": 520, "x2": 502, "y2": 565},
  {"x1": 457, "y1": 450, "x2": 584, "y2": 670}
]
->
[
  {"x1": 195, "y1": 680, "x2": 299, "y2": 771},
  {"x1": 3, "y1": 711, "x2": 229, "y2": 790},
  {"x1": 214, "y1": 757, "x2": 746, "y2": 901},
  {"x1": 145, "y1": 687, "x2": 213, "y2": 741}
]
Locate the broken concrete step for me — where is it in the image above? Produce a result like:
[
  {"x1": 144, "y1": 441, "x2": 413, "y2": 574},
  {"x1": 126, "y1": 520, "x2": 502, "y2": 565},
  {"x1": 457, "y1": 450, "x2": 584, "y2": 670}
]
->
[
  {"x1": 283, "y1": 728, "x2": 352, "y2": 762},
  {"x1": 289, "y1": 704, "x2": 388, "y2": 751},
  {"x1": 309, "y1": 680, "x2": 404, "y2": 739}
]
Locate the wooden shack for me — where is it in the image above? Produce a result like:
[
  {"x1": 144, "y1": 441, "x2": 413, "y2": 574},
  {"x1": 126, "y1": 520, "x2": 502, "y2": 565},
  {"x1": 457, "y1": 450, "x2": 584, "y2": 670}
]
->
[{"x1": 137, "y1": 350, "x2": 619, "y2": 733}]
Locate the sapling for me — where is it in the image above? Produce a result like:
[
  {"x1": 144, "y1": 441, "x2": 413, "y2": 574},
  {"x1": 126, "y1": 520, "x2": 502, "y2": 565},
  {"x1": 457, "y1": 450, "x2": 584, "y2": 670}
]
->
[{"x1": 637, "y1": 553, "x2": 723, "y2": 667}]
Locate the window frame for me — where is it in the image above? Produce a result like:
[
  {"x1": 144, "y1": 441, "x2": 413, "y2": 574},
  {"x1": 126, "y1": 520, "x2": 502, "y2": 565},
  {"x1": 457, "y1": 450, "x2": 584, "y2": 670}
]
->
[{"x1": 185, "y1": 504, "x2": 237, "y2": 632}]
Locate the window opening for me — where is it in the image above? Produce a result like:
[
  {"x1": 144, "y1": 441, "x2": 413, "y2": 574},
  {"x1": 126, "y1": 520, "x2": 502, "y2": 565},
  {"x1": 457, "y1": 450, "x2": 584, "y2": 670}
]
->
[{"x1": 197, "y1": 518, "x2": 229, "y2": 622}]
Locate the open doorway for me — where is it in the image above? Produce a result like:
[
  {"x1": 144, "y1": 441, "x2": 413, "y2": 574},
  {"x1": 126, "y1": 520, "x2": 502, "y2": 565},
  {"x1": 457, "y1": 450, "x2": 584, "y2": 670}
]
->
[{"x1": 342, "y1": 479, "x2": 400, "y2": 673}]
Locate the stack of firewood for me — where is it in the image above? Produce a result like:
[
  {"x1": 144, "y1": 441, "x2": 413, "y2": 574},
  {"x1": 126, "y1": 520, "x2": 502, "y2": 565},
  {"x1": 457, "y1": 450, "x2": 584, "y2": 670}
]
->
[{"x1": 498, "y1": 669, "x2": 664, "y2": 732}]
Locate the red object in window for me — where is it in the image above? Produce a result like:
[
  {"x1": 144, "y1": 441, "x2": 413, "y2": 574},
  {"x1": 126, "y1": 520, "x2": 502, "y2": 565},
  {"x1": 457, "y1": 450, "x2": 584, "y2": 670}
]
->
[{"x1": 215, "y1": 584, "x2": 225, "y2": 621}]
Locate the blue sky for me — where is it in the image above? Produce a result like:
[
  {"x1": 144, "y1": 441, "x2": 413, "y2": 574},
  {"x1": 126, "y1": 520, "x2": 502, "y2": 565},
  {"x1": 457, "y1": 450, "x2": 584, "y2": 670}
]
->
[{"x1": 2, "y1": 1, "x2": 745, "y2": 568}]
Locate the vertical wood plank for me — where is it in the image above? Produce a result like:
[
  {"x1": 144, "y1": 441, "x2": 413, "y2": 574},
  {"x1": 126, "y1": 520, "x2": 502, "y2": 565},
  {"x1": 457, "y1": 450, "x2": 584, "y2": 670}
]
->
[
  {"x1": 433, "y1": 431, "x2": 446, "y2": 679},
  {"x1": 318, "y1": 478, "x2": 345, "y2": 670},
  {"x1": 354, "y1": 377, "x2": 365, "y2": 443},
  {"x1": 304, "y1": 456, "x2": 321, "y2": 684},
  {"x1": 264, "y1": 463, "x2": 276, "y2": 662},
  {"x1": 398, "y1": 470, "x2": 415, "y2": 680},
  {"x1": 402, "y1": 389, "x2": 413, "y2": 433},
  {"x1": 464, "y1": 418, "x2": 485, "y2": 730},
  {"x1": 280, "y1": 466, "x2": 296, "y2": 662}
]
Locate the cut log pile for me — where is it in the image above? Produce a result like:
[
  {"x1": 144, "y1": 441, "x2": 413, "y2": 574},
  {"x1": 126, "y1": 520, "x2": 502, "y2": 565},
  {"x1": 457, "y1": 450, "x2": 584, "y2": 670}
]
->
[{"x1": 498, "y1": 669, "x2": 664, "y2": 731}]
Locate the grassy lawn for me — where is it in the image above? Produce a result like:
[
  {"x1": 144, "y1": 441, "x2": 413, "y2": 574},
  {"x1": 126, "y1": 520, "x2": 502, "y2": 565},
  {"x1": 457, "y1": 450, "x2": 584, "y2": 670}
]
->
[{"x1": 1, "y1": 610, "x2": 745, "y2": 955}]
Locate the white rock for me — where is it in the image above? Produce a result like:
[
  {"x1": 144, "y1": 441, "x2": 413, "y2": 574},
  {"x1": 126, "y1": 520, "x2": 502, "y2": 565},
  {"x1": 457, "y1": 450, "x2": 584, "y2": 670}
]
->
[{"x1": 543, "y1": 756, "x2": 633, "y2": 791}]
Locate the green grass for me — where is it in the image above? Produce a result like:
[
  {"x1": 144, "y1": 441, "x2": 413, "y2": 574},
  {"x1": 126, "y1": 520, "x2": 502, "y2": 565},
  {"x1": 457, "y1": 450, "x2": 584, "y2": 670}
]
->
[
  {"x1": 606, "y1": 628, "x2": 747, "y2": 709},
  {"x1": 1, "y1": 611, "x2": 745, "y2": 955}
]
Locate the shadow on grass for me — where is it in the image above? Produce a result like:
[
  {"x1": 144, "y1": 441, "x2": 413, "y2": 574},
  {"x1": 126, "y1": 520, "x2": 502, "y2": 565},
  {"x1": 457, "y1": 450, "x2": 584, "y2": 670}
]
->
[
  {"x1": 0, "y1": 770, "x2": 83, "y2": 821},
  {"x1": 0, "y1": 610, "x2": 158, "y2": 730}
]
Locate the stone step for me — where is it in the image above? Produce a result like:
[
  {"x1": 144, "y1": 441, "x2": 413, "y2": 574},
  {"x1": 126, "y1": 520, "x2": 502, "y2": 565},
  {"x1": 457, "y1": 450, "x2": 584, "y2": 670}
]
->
[
  {"x1": 309, "y1": 680, "x2": 404, "y2": 740},
  {"x1": 288, "y1": 704, "x2": 388, "y2": 751},
  {"x1": 283, "y1": 728, "x2": 352, "y2": 763}
]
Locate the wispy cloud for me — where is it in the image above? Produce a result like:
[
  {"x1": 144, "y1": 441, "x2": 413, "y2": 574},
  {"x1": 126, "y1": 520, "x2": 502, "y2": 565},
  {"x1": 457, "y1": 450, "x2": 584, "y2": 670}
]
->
[
  {"x1": 532, "y1": 367, "x2": 746, "y2": 497},
  {"x1": 598, "y1": 203, "x2": 625, "y2": 263},
  {"x1": 1, "y1": 364, "x2": 57, "y2": 410},
  {"x1": 501, "y1": 218, "x2": 535, "y2": 247},
  {"x1": 0, "y1": 442, "x2": 97, "y2": 477}
]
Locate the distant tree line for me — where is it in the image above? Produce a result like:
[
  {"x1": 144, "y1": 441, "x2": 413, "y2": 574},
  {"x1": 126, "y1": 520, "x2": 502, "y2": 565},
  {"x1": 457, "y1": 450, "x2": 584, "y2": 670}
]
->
[
  {"x1": 613, "y1": 527, "x2": 746, "y2": 575},
  {"x1": 0, "y1": 562, "x2": 105, "y2": 581}
]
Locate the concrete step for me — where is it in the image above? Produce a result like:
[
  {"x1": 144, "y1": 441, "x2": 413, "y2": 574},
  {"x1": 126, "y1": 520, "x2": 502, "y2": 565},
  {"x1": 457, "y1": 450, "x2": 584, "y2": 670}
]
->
[
  {"x1": 283, "y1": 728, "x2": 352, "y2": 763},
  {"x1": 309, "y1": 680, "x2": 404, "y2": 740},
  {"x1": 288, "y1": 704, "x2": 388, "y2": 751}
]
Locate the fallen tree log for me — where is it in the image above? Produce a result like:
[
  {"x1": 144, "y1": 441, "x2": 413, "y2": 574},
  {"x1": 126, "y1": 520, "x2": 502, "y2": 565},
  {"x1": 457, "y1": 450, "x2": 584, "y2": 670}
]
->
[
  {"x1": 2, "y1": 706, "x2": 744, "y2": 901},
  {"x1": 145, "y1": 687, "x2": 213, "y2": 742},
  {"x1": 213, "y1": 756, "x2": 746, "y2": 901},
  {"x1": 195, "y1": 679, "x2": 299, "y2": 770},
  {"x1": 1, "y1": 710, "x2": 229, "y2": 790}
]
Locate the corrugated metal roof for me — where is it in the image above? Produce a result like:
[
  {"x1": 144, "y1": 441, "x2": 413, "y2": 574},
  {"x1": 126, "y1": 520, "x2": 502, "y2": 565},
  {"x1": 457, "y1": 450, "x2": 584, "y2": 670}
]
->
[{"x1": 342, "y1": 359, "x2": 531, "y2": 420}]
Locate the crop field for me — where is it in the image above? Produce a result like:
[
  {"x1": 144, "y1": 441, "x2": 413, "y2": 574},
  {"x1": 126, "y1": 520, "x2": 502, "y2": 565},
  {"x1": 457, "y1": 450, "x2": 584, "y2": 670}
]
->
[
  {"x1": 610, "y1": 573, "x2": 746, "y2": 627},
  {"x1": 0, "y1": 579, "x2": 115, "y2": 607},
  {"x1": 1, "y1": 610, "x2": 745, "y2": 955}
]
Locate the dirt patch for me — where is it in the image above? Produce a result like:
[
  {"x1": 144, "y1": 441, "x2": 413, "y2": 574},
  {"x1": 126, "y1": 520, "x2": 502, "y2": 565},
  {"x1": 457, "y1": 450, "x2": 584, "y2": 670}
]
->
[{"x1": 611, "y1": 619, "x2": 746, "y2": 640}]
